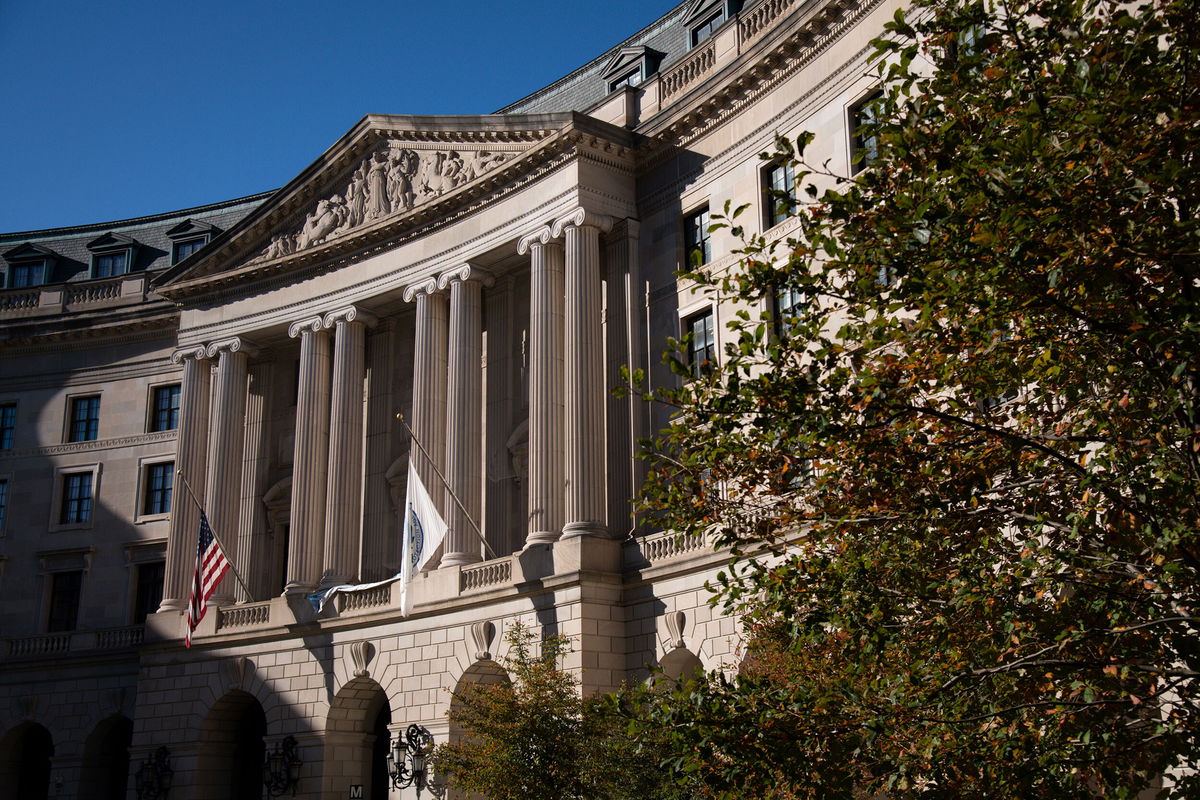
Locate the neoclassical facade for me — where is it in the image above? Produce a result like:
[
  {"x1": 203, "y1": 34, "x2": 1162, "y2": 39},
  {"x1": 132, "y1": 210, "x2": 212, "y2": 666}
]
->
[{"x1": 0, "y1": 0, "x2": 899, "y2": 796}]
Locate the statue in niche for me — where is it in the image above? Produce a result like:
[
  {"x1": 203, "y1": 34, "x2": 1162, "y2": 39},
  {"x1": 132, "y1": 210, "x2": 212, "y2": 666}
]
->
[
  {"x1": 387, "y1": 145, "x2": 420, "y2": 213},
  {"x1": 365, "y1": 152, "x2": 391, "y2": 220}
]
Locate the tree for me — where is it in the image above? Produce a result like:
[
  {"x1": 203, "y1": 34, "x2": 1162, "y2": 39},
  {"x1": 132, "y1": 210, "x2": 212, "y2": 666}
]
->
[
  {"x1": 434, "y1": 623, "x2": 678, "y2": 800},
  {"x1": 630, "y1": 0, "x2": 1200, "y2": 796}
]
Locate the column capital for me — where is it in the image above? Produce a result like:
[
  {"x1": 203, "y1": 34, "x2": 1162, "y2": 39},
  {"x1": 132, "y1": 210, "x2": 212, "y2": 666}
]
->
[
  {"x1": 518, "y1": 225, "x2": 563, "y2": 255},
  {"x1": 437, "y1": 264, "x2": 494, "y2": 291},
  {"x1": 551, "y1": 207, "x2": 613, "y2": 238},
  {"x1": 288, "y1": 316, "x2": 326, "y2": 339},
  {"x1": 170, "y1": 344, "x2": 209, "y2": 365},
  {"x1": 402, "y1": 277, "x2": 442, "y2": 303},
  {"x1": 322, "y1": 305, "x2": 379, "y2": 330},
  {"x1": 205, "y1": 336, "x2": 260, "y2": 359}
]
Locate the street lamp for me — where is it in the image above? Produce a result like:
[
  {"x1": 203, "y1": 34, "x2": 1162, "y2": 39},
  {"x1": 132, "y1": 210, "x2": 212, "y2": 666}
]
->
[
  {"x1": 387, "y1": 724, "x2": 443, "y2": 796},
  {"x1": 134, "y1": 746, "x2": 173, "y2": 800},
  {"x1": 262, "y1": 735, "x2": 302, "y2": 797}
]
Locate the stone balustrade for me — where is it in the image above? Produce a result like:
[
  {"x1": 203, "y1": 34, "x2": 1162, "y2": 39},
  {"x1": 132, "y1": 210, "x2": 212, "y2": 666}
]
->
[
  {"x1": 4, "y1": 625, "x2": 144, "y2": 659},
  {"x1": 460, "y1": 557, "x2": 513, "y2": 592}
]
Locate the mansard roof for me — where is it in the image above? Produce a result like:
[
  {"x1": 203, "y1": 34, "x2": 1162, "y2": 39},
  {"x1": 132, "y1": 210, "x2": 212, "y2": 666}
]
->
[{"x1": 155, "y1": 111, "x2": 634, "y2": 301}]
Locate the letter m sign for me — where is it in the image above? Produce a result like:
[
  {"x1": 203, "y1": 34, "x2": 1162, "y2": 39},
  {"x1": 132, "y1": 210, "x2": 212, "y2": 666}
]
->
[{"x1": 349, "y1": 786, "x2": 364, "y2": 799}]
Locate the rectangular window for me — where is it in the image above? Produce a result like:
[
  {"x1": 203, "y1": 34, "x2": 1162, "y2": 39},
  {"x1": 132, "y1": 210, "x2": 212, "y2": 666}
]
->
[
  {"x1": 608, "y1": 69, "x2": 642, "y2": 92},
  {"x1": 47, "y1": 570, "x2": 82, "y2": 632},
  {"x1": 69, "y1": 395, "x2": 100, "y2": 442},
  {"x1": 0, "y1": 403, "x2": 14, "y2": 449},
  {"x1": 774, "y1": 286, "x2": 805, "y2": 338},
  {"x1": 133, "y1": 561, "x2": 164, "y2": 624},
  {"x1": 0, "y1": 478, "x2": 8, "y2": 533},
  {"x1": 764, "y1": 162, "x2": 797, "y2": 228},
  {"x1": 171, "y1": 237, "x2": 207, "y2": 265},
  {"x1": 150, "y1": 384, "x2": 181, "y2": 432},
  {"x1": 93, "y1": 251, "x2": 129, "y2": 278},
  {"x1": 8, "y1": 261, "x2": 42, "y2": 288},
  {"x1": 850, "y1": 91, "x2": 884, "y2": 174},
  {"x1": 685, "y1": 308, "x2": 716, "y2": 378},
  {"x1": 691, "y1": 10, "x2": 723, "y2": 46},
  {"x1": 61, "y1": 472, "x2": 93, "y2": 524},
  {"x1": 143, "y1": 462, "x2": 174, "y2": 516},
  {"x1": 684, "y1": 207, "x2": 712, "y2": 266}
]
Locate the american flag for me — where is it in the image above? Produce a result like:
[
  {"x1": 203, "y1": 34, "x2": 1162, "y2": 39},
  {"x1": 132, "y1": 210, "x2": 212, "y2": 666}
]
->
[{"x1": 185, "y1": 511, "x2": 230, "y2": 648}]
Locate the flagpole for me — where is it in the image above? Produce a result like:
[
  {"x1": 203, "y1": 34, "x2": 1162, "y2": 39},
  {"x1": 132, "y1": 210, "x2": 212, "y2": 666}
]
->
[
  {"x1": 175, "y1": 469, "x2": 255, "y2": 600},
  {"x1": 395, "y1": 413, "x2": 498, "y2": 561}
]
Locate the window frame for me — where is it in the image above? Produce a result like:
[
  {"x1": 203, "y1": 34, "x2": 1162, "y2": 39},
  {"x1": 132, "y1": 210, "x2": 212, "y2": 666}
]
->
[
  {"x1": 50, "y1": 464, "x2": 101, "y2": 531},
  {"x1": 131, "y1": 560, "x2": 165, "y2": 624},
  {"x1": 763, "y1": 161, "x2": 798, "y2": 229},
  {"x1": 690, "y1": 9, "x2": 724, "y2": 47},
  {"x1": 67, "y1": 394, "x2": 101, "y2": 443},
  {"x1": 148, "y1": 383, "x2": 181, "y2": 433},
  {"x1": 91, "y1": 249, "x2": 131, "y2": 279},
  {"x1": 170, "y1": 235, "x2": 209, "y2": 265},
  {"x1": 45, "y1": 569, "x2": 84, "y2": 633},
  {"x1": 7, "y1": 259, "x2": 45, "y2": 289},
  {"x1": 0, "y1": 475, "x2": 9, "y2": 536},
  {"x1": 137, "y1": 456, "x2": 175, "y2": 521},
  {"x1": 682, "y1": 305, "x2": 717, "y2": 379},
  {"x1": 849, "y1": 89, "x2": 885, "y2": 175},
  {"x1": 773, "y1": 285, "x2": 806, "y2": 339},
  {"x1": 608, "y1": 68, "x2": 644, "y2": 93},
  {"x1": 0, "y1": 402, "x2": 15, "y2": 450},
  {"x1": 683, "y1": 206, "x2": 713, "y2": 267}
]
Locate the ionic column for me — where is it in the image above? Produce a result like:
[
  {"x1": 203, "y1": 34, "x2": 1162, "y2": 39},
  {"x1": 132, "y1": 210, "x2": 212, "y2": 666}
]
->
[
  {"x1": 437, "y1": 266, "x2": 492, "y2": 567},
  {"x1": 204, "y1": 337, "x2": 256, "y2": 605},
  {"x1": 160, "y1": 346, "x2": 211, "y2": 612},
  {"x1": 286, "y1": 317, "x2": 331, "y2": 594},
  {"x1": 552, "y1": 208, "x2": 613, "y2": 538},
  {"x1": 320, "y1": 306, "x2": 378, "y2": 587},
  {"x1": 402, "y1": 280, "x2": 450, "y2": 560},
  {"x1": 518, "y1": 227, "x2": 566, "y2": 545}
]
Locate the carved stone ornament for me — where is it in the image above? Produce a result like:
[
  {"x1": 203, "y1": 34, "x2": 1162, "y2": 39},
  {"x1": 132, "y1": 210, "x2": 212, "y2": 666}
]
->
[
  {"x1": 227, "y1": 656, "x2": 251, "y2": 689},
  {"x1": 250, "y1": 143, "x2": 513, "y2": 263},
  {"x1": 470, "y1": 620, "x2": 497, "y2": 662},
  {"x1": 349, "y1": 640, "x2": 374, "y2": 678},
  {"x1": 170, "y1": 344, "x2": 209, "y2": 365},
  {"x1": 665, "y1": 610, "x2": 687, "y2": 650},
  {"x1": 18, "y1": 695, "x2": 39, "y2": 719},
  {"x1": 437, "y1": 264, "x2": 494, "y2": 291}
]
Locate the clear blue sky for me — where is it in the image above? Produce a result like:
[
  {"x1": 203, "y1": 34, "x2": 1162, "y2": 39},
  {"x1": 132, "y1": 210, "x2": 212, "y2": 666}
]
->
[{"x1": 0, "y1": 0, "x2": 679, "y2": 233}]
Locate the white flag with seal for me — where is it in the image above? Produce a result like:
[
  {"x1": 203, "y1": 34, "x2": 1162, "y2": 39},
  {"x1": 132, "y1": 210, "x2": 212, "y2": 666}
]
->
[{"x1": 399, "y1": 460, "x2": 447, "y2": 616}]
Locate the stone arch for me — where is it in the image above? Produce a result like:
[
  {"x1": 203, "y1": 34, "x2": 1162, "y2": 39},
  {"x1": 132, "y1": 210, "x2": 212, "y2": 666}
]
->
[
  {"x1": 0, "y1": 721, "x2": 54, "y2": 800},
  {"x1": 324, "y1": 675, "x2": 391, "y2": 799},
  {"x1": 79, "y1": 713, "x2": 132, "y2": 800},
  {"x1": 448, "y1": 659, "x2": 511, "y2": 744},
  {"x1": 196, "y1": 689, "x2": 267, "y2": 800}
]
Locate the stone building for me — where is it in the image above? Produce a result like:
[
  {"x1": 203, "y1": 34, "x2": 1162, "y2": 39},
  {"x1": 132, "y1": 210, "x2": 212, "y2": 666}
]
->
[{"x1": 0, "y1": 0, "x2": 898, "y2": 796}]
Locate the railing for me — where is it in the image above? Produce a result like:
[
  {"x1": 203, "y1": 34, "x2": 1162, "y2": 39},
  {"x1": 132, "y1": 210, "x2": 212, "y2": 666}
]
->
[
  {"x1": 95, "y1": 624, "x2": 145, "y2": 649},
  {"x1": 339, "y1": 584, "x2": 392, "y2": 613},
  {"x1": 65, "y1": 277, "x2": 122, "y2": 306},
  {"x1": 7, "y1": 633, "x2": 71, "y2": 658},
  {"x1": 639, "y1": 529, "x2": 708, "y2": 563},
  {"x1": 217, "y1": 601, "x2": 271, "y2": 630},
  {"x1": 461, "y1": 557, "x2": 512, "y2": 592},
  {"x1": 0, "y1": 289, "x2": 39, "y2": 312},
  {"x1": 740, "y1": 0, "x2": 801, "y2": 42},
  {"x1": 660, "y1": 40, "x2": 717, "y2": 102}
]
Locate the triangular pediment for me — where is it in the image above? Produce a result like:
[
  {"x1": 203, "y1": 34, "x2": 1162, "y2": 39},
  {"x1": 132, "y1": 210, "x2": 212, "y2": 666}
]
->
[
  {"x1": 165, "y1": 219, "x2": 219, "y2": 240},
  {"x1": 156, "y1": 111, "x2": 630, "y2": 297},
  {"x1": 684, "y1": 0, "x2": 738, "y2": 25},
  {"x1": 86, "y1": 232, "x2": 138, "y2": 252},
  {"x1": 601, "y1": 46, "x2": 663, "y2": 80},
  {"x1": 3, "y1": 242, "x2": 58, "y2": 263}
]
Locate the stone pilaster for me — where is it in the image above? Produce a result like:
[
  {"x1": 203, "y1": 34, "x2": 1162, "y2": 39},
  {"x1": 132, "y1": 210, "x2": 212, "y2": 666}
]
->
[
  {"x1": 160, "y1": 346, "x2": 210, "y2": 612},
  {"x1": 553, "y1": 208, "x2": 613, "y2": 539},
  {"x1": 518, "y1": 227, "x2": 566, "y2": 546},
  {"x1": 203, "y1": 337, "x2": 255, "y2": 605},
  {"x1": 237, "y1": 362, "x2": 272, "y2": 602},
  {"x1": 286, "y1": 317, "x2": 331, "y2": 594},
  {"x1": 403, "y1": 280, "x2": 450, "y2": 562},
  {"x1": 321, "y1": 306, "x2": 378, "y2": 587},
  {"x1": 437, "y1": 266, "x2": 492, "y2": 567}
]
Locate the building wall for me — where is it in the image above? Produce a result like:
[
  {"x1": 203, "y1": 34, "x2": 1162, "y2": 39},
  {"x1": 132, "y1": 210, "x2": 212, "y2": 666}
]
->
[{"x1": 0, "y1": 0, "x2": 898, "y2": 797}]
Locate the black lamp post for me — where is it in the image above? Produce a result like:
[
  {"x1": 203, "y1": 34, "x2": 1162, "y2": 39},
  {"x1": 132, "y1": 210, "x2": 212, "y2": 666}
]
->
[
  {"x1": 262, "y1": 735, "x2": 302, "y2": 797},
  {"x1": 134, "y1": 746, "x2": 173, "y2": 800},
  {"x1": 387, "y1": 724, "x2": 443, "y2": 796}
]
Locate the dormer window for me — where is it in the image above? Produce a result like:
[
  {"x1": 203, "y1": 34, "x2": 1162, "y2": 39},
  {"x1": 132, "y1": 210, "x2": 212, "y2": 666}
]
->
[
  {"x1": 691, "y1": 10, "x2": 724, "y2": 46},
  {"x1": 86, "y1": 232, "x2": 138, "y2": 279},
  {"x1": 684, "y1": 0, "x2": 739, "y2": 49},
  {"x1": 2, "y1": 243, "x2": 57, "y2": 289},
  {"x1": 600, "y1": 46, "x2": 663, "y2": 96},
  {"x1": 165, "y1": 219, "x2": 219, "y2": 266}
]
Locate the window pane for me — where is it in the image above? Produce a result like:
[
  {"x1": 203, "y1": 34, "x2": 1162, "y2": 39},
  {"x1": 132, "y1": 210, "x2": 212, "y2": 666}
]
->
[
  {"x1": 686, "y1": 309, "x2": 716, "y2": 378},
  {"x1": 775, "y1": 286, "x2": 805, "y2": 337},
  {"x1": 48, "y1": 571, "x2": 82, "y2": 632},
  {"x1": 69, "y1": 396, "x2": 100, "y2": 442},
  {"x1": 9, "y1": 262, "x2": 41, "y2": 288},
  {"x1": 152, "y1": 385, "x2": 181, "y2": 432},
  {"x1": 94, "y1": 252, "x2": 129, "y2": 278},
  {"x1": 143, "y1": 462, "x2": 174, "y2": 515},
  {"x1": 0, "y1": 403, "x2": 14, "y2": 449},
  {"x1": 133, "y1": 562, "x2": 165, "y2": 623},
  {"x1": 0, "y1": 479, "x2": 8, "y2": 532},
  {"x1": 766, "y1": 163, "x2": 796, "y2": 227},
  {"x1": 851, "y1": 91, "x2": 884, "y2": 174},
  {"x1": 61, "y1": 473, "x2": 93, "y2": 524},
  {"x1": 684, "y1": 208, "x2": 711, "y2": 266},
  {"x1": 173, "y1": 238, "x2": 206, "y2": 265}
]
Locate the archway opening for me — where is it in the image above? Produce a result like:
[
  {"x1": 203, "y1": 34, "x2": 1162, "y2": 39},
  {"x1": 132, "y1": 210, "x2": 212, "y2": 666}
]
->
[
  {"x1": 326, "y1": 675, "x2": 390, "y2": 799},
  {"x1": 197, "y1": 690, "x2": 267, "y2": 800},
  {"x1": 80, "y1": 714, "x2": 132, "y2": 800},
  {"x1": 371, "y1": 704, "x2": 391, "y2": 800},
  {"x1": 0, "y1": 722, "x2": 54, "y2": 800}
]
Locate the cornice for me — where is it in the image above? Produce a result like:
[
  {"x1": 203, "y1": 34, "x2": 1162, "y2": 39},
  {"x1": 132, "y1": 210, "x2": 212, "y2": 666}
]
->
[{"x1": 0, "y1": 430, "x2": 177, "y2": 461}]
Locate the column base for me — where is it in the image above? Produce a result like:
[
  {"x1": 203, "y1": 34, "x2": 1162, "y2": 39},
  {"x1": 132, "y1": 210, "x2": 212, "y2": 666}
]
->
[
  {"x1": 561, "y1": 520, "x2": 608, "y2": 538},
  {"x1": 439, "y1": 552, "x2": 482, "y2": 567},
  {"x1": 525, "y1": 529, "x2": 561, "y2": 545}
]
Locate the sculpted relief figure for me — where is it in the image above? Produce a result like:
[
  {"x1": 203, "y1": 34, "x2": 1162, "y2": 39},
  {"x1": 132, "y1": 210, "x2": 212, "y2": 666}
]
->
[{"x1": 251, "y1": 142, "x2": 513, "y2": 262}]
